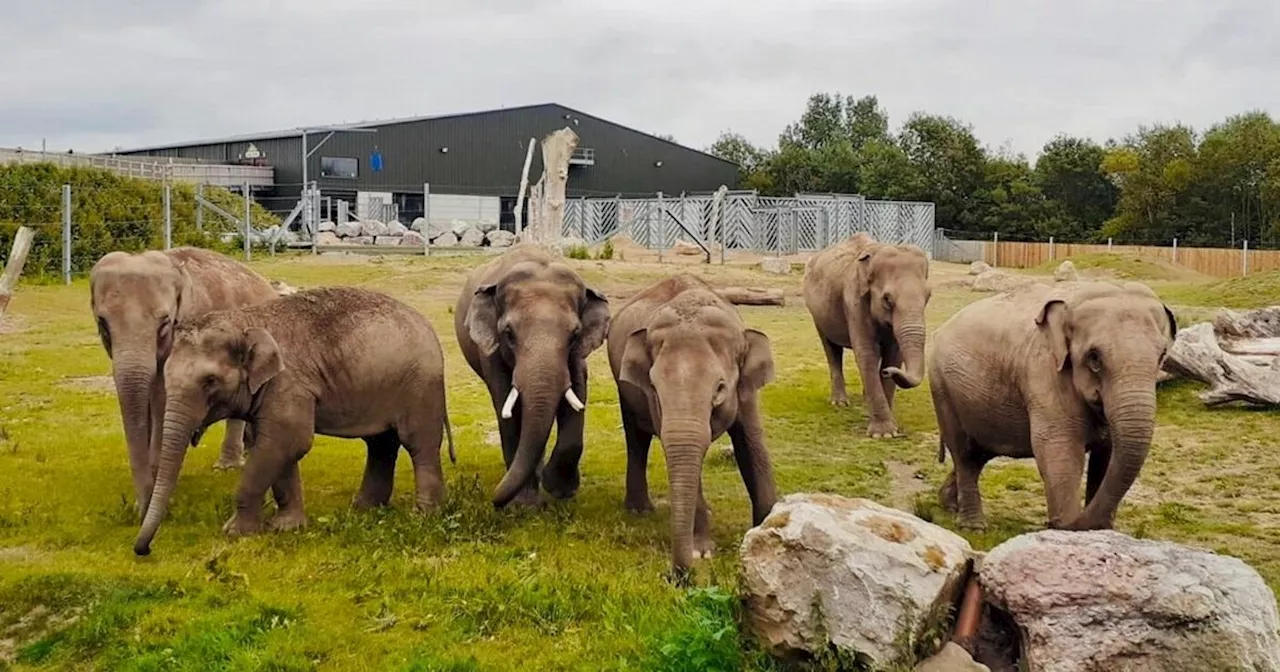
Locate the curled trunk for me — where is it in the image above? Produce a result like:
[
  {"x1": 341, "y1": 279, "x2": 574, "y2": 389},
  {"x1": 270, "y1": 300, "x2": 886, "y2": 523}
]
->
[
  {"x1": 134, "y1": 400, "x2": 199, "y2": 555},
  {"x1": 1072, "y1": 378, "x2": 1156, "y2": 529},
  {"x1": 491, "y1": 372, "x2": 563, "y2": 507},
  {"x1": 884, "y1": 317, "x2": 927, "y2": 389}
]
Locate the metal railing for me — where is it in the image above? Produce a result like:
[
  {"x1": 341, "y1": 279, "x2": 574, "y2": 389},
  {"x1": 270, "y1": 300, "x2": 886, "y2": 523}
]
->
[{"x1": 0, "y1": 147, "x2": 274, "y2": 187}]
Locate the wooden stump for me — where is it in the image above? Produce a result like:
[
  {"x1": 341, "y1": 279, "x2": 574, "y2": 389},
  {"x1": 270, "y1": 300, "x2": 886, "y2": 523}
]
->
[
  {"x1": 1164, "y1": 321, "x2": 1280, "y2": 407},
  {"x1": 0, "y1": 226, "x2": 36, "y2": 318}
]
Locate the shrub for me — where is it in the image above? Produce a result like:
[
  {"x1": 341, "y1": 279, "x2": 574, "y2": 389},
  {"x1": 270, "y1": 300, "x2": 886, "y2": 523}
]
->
[
  {"x1": 598, "y1": 239, "x2": 615, "y2": 260},
  {"x1": 565, "y1": 244, "x2": 591, "y2": 260},
  {"x1": 0, "y1": 163, "x2": 281, "y2": 279}
]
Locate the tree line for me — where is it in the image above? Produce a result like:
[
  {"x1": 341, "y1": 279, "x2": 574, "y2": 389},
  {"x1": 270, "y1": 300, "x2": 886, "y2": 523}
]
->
[{"x1": 706, "y1": 93, "x2": 1280, "y2": 248}]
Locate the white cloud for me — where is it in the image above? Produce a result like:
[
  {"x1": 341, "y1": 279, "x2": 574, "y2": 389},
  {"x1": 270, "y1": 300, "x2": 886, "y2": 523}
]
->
[{"x1": 2, "y1": 0, "x2": 1276, "y2": 158}]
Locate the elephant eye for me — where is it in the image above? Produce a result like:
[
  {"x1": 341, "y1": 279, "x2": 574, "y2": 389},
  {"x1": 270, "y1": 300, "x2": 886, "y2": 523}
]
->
[
  {"x1": 569, "y1": 326, "x2": 582, "y2": 343},
  {"x1": 502, "y1": 325, "x2": 516, "y2": 345},
  {"x1": 1085, "y1": 348, "x2": 1103, "y2": 373},
  {"x1": 882, "y1": 294, "x2": 895, "y2": 311},
  {"x1": 204, "y1": 374, "x2": 219, "y2": 389}
]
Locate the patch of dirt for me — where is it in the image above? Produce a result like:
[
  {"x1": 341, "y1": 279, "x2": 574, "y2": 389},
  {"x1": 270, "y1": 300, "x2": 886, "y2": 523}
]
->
[
  {"x1": 484, "y1": 431, "x2": 500, "y2": 447},
  {"x1": 58, "y1": 375, "x2": 115, "y2": 394},
  {"x1": 885, "y1": 460, "x2": 932, "y2": 510},
  {"x1": 1, "y1": 604, "x2": 83, "y2": 665},
  {"x1": 0, "y1": 314, "x2": 26, "y2": 334}
]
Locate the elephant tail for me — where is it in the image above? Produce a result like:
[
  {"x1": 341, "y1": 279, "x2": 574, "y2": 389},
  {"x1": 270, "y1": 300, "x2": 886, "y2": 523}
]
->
[{"x1": 443, "y1": 401, "x2": 456, "y2": 465}]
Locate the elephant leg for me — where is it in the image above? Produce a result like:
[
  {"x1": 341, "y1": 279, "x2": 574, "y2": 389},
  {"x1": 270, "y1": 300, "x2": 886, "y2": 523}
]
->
[
  {"x1": 934, "y1": 395, "x2": 962, "y2": 513},
  {"x1": 820, "y1": 336, "x2": 849, "y2": 407},
  {"x1": 1085, "y1": 440, "x2": 1112, "y2": 506},
  {"x1": 850, "y1": 329, "x2": 897, "y2": 438},
  {"x1": 213, "y1": 419, "x2": 248, "y2": 471},
  {"x1": 727, "y1": 396, "x2": 778, "y2": 525},
  {"x1": 354, "y1": 430, "x2": 400, "y2": 510},
  {"x1": 542, "y1": 362, "x2": 587, "y2": 500},
  {"x1": 486, "y1": 373, "x2": 540, "y2": 507},
  {"x1": 693, "y1": 483, "x2": 715, "y2": 560},
  {"x1": 622, "y1": 406, "x2": 655, "y2": 514},
  {"x1": 1031, "y1": 425, "x2": 1087, "y2": 528},
  {"x1": 938, "y1": 468, "x2": 959, "y2": 513},
  {"x1": 268, "y1": 461, "x2": 307, "y2": 532},
  {"x1": 879, "y1": 338, "x2": 901, "y2": 412},
  {"x1": 224, "y1": 412, "x2": 313, "y2": 538},
  {"x1": 400, "y1": 406, "x2": 447, "y2": 512}
]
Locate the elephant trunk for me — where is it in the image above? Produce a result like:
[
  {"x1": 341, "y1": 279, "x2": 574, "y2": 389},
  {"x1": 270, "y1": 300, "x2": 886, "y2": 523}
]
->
[
  {"x1": 883, "y1": 316, "x2": 927, "y2": 389},
  {"x1": 134, "y1": 398, "x2": 200, "y2": 555},
  {"x1": 1072, "y1": 375, "x2": 1157, "y2": 529},
  {"x1": 660, "y1": 415, "x2": 712, "y2": 576},
  {"x1": 111, "y1": 348, "x2": 159, "y2": 510},
  {"x1": 491, "y1": 362, "x2": 567, "y2": 507}
]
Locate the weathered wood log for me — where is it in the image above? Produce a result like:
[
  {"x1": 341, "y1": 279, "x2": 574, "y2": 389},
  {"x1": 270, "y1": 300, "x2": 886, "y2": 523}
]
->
[
  {"x1": 527, "y1": 127, "x2": 579, "y2": 247},
  {"x1": 715, "y1": 287, "x2": 785, "y2": 307},
  {"x1": 0, "y1": 226, "x2": 36, "y2": 318},
  {"x1": 1163, "y1": 322, "x2": 1280, "y2": 407},
  {"x1": 513, "y1": 136, "x2": 536, "y2": 236},
  {"x1": 1213, "y1": 306, "x2": 1280, "y2": 339}
]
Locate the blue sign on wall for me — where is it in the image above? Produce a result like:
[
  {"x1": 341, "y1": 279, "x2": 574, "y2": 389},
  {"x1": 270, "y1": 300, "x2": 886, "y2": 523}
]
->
[{"x1": 371, "y1": 148, "x2": 383, "y2": 172}]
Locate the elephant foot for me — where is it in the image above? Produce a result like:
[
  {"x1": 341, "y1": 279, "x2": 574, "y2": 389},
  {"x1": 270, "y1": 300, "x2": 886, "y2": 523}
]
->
[
  {"x1": 938, "y1": 478, "x2": 959, "y2": 513},
  {"x1": 828, "y1": 392, "x2": 849, "y2": 407},
  {"x1": 957, "y1": 514, "x2": 987, "y2": 532},
  {"x1": 540, "y1": 464, "x2": 580, "y2": 501},
  {"x1": 664, "y1": 565, "x2": 693, "y2": 588},
  {"x1": 222, "y1": 512, "x2": 265, "y2": 538},
  {"x1": 268, "y1": 509, "x2": 307, "y2": 533},
  {"x1": 414, "y1": 489, "x2": 445, "y2": 513},
  {"x1": 509, "y1": 486, "x2": 542, "y2": 509},
  {"x1": 212, "y1": 455, "x2": 245, "y2": 471},
  {"x1": 693, "y1": 535, "x2": 717, "y2": 560},
  {"x1": 866, "y1": 418, "x2": 901, "y2": 439},
  {"x1": 624, "y1": 497, "x2": 655, "y2": 515}
]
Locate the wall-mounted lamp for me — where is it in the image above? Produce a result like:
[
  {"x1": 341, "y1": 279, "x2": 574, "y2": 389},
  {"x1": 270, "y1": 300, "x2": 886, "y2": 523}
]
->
[
  {"x1": 440, "y1": 147, "x2": 449, "y2": 153},
  {"x1": 654, "y1": 160, "x2": 663, "y2": 167}
]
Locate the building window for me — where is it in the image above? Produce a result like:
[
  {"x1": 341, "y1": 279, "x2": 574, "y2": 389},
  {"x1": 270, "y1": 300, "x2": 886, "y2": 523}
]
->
[{"x1": 320, "y1": 156, "x2": 358, "y2": 179}]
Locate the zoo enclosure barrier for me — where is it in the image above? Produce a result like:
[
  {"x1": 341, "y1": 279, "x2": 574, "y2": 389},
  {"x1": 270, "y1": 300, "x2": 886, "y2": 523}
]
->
[
  {"x1": 559, "y1": 191, "x2": 936, "y2": 258},
  {"x1": 933, "y1": 229, "x2": 1280, "y2": 279}
]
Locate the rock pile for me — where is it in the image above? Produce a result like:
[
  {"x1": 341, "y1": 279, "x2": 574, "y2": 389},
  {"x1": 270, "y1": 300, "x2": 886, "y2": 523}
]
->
[{"x1": 313, "y1": 218, "x2": 513, "y2": 248}]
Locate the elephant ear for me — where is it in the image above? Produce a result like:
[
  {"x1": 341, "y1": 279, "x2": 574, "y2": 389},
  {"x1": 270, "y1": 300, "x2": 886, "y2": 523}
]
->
[
  {"x1": 242, "y1": 327, "x2": 284, "y2": 394},
  {"x1": 170, "y1": 258, "x2": 195, "y2": 322},
  {"x1": 466, "y1": 284, "x2": 501, "y2": 356},
  {"x1": 1035, "y1": 299, "x2": 1072, "y2": 372},
  {"x1": 1161, "y1": 304, "x2": 1178, "y2": 341},
  {"x1": 739, "y1": 329, "x2": 776, "y2": 391},
  {"x1": 618, "y1": 328, "x2": 653, "y2": 392},
  {"x1": 575, "y1": 287, "x2": 611, "y2": 358}
]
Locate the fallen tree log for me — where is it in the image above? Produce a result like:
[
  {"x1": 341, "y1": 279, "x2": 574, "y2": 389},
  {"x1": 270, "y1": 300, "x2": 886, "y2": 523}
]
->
[
  {"x1": 1163, "y1": 322, "x2": 1280, "y2": 407},
  {"x1": 715, "y1": 287, "x2": 785, "y2": 307},
  {"x1": 0, "y1": 226, "x2": 36, "y2": 318},
  {"x1": 1214, "y1": 306, "x2": 1280, "y2": 339}
]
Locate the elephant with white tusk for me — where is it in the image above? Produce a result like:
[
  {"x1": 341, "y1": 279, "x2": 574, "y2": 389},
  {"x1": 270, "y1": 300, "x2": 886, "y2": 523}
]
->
[{"x1": 454, "y1": 244, "x2": 610, "y2": 508}]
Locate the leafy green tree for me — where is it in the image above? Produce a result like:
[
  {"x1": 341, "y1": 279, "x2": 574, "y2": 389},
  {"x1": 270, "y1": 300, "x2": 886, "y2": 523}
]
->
[
  {"x1": 1034, "y1": 135, "x2": 1117, "y2": 241},
  {"x1": 897, "y1": 113, "x2": 987, "y2": 230},
  {"x1": 1100, "y1": 124, "x2": 1198, "y2": 243}
]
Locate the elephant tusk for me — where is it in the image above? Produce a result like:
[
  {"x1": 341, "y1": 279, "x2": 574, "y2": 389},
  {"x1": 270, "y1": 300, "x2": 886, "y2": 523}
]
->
[
  {"x1": 501, "y1": 387, "x2": 519, "y2": 419},
  {"x1": 564, "y1": 388, "x2": 585, "y2": 411}
]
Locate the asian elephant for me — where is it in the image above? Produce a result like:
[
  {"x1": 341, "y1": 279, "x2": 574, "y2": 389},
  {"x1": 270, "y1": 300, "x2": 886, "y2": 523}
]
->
[
  {"x1": 802, "y1": 232, "x2": 931, "y2": 438},
  {"x1": 133, "y1": 286, "x2": 455, "y2": 556},
  {"x1": 928, "y1": 280, "x2": 1177, "y2": 531},
  {"x1": 454, "y1": 244, "x2": 610, "y2": 508},
  {"x1": 90, "y1": 247, "x2": 280, "y2": 517},
  {"x1": 607, "y1": 274, "x2": 778, "y2": 577}
]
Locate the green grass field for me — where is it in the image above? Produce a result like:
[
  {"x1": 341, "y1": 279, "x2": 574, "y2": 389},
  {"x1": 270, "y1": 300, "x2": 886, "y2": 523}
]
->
[{"x1": 2, "y1": 251, "x2": 1278, "y2": 671}]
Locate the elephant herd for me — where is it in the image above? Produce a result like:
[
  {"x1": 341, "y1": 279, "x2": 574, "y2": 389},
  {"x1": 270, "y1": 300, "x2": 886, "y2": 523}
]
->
[{"x1": 87, "y1": 235, "x2": 1178, "y2": 576}]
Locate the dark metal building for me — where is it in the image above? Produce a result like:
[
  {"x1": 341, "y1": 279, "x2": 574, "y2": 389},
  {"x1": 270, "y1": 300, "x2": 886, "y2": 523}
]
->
[{"x1": 113, "y1": 103, "x2": 739, "y2": 226}]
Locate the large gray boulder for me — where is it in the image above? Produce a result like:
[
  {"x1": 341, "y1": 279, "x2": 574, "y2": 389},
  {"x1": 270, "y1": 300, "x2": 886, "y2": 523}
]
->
[
  {"x1": 487, "y1": 230, "x2": 516, "y2": 248},
  {"x1": 459, "y1": 226, "x2": 486, "y2": 247},
  {"x1": 316, "y1": 231, "x2": 340, "y2": 246},
  {"x1": 374, "y1": 236, "x2": 401, "y2": 246},
  {"x1": 317, "y1": 220, "x2": 336, "y2": 233},
  {"x1": 477, "y1": 219, "x2": 499, "y2": 233},
  {"x1": 410, "y1": 216, "x2": 427, "y2": 232},
  {"x1": 981, "y1": 530, "x2": 1280, "y2": 672},
  {"x1": 760, "y1": 257, "x2": 791, "y2": 274},
  {"x1": 335, "y1": 222, "x2": 361, "y2": 238},
  {"x1": 434, "y1": 231, "x2": 459, "y2": 248},
  {"x1": 1053, "y1": 260, "x2": 1079, "y2": 282},
  {"x1": 350, "y1": 236, "x2": 374, "y2": 246},
  {"x1": 741, "y1": 493, "x2": 974, "y2": 667},
  {"x1": 361, "y1": 219, "x2": 389, "y2": 237},
  {"x1": 969, "y1": 260, "x2": 991, "y2": 275},
  {"x1": 401, "y1": 231, "x2": 426, "y2": 247},
  {"x1": 450, "y1": 219, "x2": 471, "y2": 237},
  {"x1": 386, "y1": 220, "x2": 408, "y2": 236}
]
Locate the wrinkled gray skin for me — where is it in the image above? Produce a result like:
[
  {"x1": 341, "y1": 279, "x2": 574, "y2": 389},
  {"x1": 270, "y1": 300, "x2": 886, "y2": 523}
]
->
[
  {"x1": 928, "y1": 280, "x2": 1177, "y2": 531},
  {"x1": 802, "y1": 233, "x2": 931, "y2": 438},
  {"x1": 454, "y1": 244, "x2": 610, "y2": 508},
  {"x1": 134, "y1": 287, "x2": 455, "y2": 556},
  {"x1": 608, "y1": 274, "x2": 779, "y2": 579},
  {"x1": 89, "y1": 247, "x2": 280, "y2": 518}
]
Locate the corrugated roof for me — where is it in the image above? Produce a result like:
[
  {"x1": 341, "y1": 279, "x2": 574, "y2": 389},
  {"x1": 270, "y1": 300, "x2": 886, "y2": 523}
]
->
[{"x1": 109, "y1": 102, "x2": 736, "y2": 166}]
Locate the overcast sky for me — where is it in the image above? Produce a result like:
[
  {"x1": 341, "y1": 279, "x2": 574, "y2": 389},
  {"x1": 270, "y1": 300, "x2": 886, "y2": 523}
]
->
[{"x1": 2, "y1": 0, "x2": 1276, "y2": 159}]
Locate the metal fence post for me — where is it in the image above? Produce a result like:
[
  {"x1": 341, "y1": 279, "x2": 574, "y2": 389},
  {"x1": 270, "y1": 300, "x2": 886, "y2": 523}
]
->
[
  {"x1": 992, "y1": 231, "x2": 999, "y2": 267},
  {"x1": 1108, "y1": 237, "x2": 1113, "y2": 251},
  {"x1": 62, "y1": 184, "x2": 71, "y2": 285},
  {"x1": 423, "y1": 183, "x2": 431, "y2": 256},
  {"x1": 195, "y1": 184, "x2": 204, "y2": 233},
  {"x1": 1172, "y1": 237, "x2": 1178, "y2": 264},
  {"x1": 656, "y1": 191, "x2": 665, "y2": 262},
  {"x1": 163, "y1": 183, "x2": 172, "y2": 250},
  {"x1": 1049, "y1": 236, "x2": 1054, "y2": 261},
  {"x1": 243, "y1": 182, "x2": 251, "y2": 262},
  {"x1": 1243, "y1": 240, "x2": 1249, "y2": 276}
]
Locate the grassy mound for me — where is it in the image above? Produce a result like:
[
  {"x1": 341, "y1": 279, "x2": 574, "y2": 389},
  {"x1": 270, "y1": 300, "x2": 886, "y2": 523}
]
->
[
  {"x1": 1032, "y1": 253, "x2": 1204, "y2": 282},
  {"x1": 1163, "y1": 270, "x2": 1280, "y2": 309}
]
